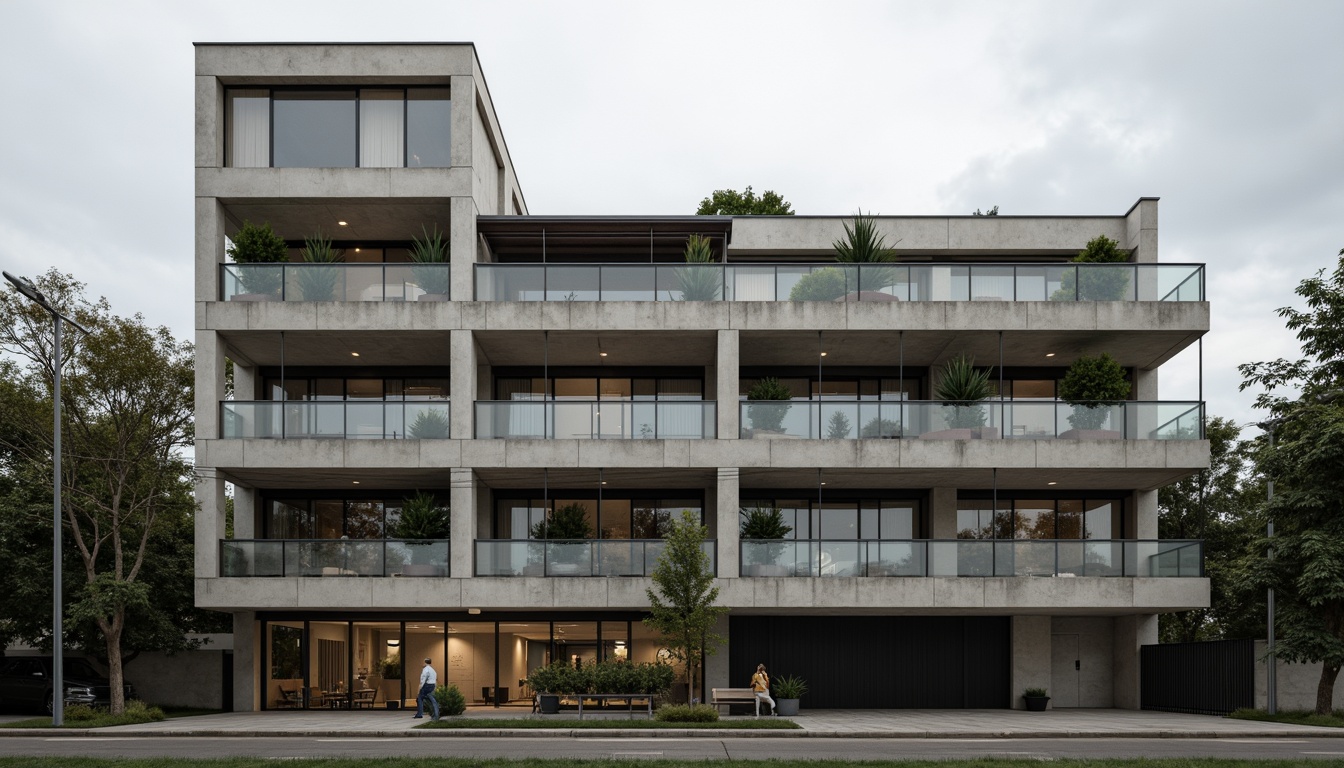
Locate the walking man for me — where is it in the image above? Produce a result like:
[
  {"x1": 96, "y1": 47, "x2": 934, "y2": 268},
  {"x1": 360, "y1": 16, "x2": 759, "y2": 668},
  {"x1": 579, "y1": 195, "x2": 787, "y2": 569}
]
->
[{"x1": 413, "y1": 657, "x2": 440, "y2": 720}]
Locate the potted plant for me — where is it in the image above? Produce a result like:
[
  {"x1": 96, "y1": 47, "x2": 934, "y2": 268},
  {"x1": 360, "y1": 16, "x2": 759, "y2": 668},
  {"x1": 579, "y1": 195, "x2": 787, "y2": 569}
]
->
[
  {"x1": 410, "y1": 224, "x2": 451, "y2": 300},
  {"x1": 389, "y1": 492, "x2": 449, "y2": 575},
  {"x1": 860, "y1": 416, "x2": 901, "y2": 438},
  {"x1": 1050, "y1": 234, "x2": 1131, "y2": 301},
  {"x1": 531, "y1": 503, "x2": 594, "y2": 575},
  {"x1": 527, "y1": 659, "x2": 579, "y2": 714},
  {"x1": 227, "y1": 220, "x2": 288, "y2": 300},
  {"x1": 739, "y1": 505, "x2": 793, "y2": 576},
  {"x1": 772, "y1": 674, "x2": 808, "y2": 716},
  {"x1": 676, "y1": 234, "x2": 721, "y2": 301},
  {"x1": 788, "y1": 267, "x2": 847, "y2": 301},
  {"x1": 294, "y1": 230, "x2": 344, "y2": 301},
  {"x1": 1057, "y1": 353, "x2": 1131, "y2": 436},
  {"x1": 407, "y1": 409, "x2": 450, "y2": 439},
  {"x1": 746, "y1": 377, "x2": 793, "y2": 436},
  {"x1": 1023, "y1": 686, "x2": 1050, "y2": 711},
  {"x1": 832, "y1": 210, "x2": 899, "y2": 299},
  {"x1": 932, "y1": 354, "x2": 993, "y2": 436}
]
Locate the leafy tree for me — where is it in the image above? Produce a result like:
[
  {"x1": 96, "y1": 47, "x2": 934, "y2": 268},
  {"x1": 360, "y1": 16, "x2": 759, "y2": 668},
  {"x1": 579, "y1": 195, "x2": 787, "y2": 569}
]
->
[
  {"x1": 1158, "y1": 417, "x2": 1262, "y2": 643},
  {"x1": 644, "y1": 510, "x2": 726, "y2": 704},
  {"x1": 826, "y1": 411, "x2": 852, "y2": 439},
  {"x1": 389, "y1": 492, "x2": 449, "y2": 540},
  {"x1": 0, "y1": 270, "x2": 201, "y2": 714},
  {"x1": 972, "y1": 206, "x2": 1000, "y2": 216},
  {"x1": 695, "y1": 186, "x2": 793, "y2": 216},
  {"x1": 530, "y1": 502, "x2": 594, "y2": 540},
  {"x1": 1238, "y1": 246, "x2": 1344, "y2": 714}
]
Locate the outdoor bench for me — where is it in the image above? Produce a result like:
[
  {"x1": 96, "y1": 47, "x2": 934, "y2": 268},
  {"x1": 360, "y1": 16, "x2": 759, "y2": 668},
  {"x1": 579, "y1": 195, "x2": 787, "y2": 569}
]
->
[{"x1": 710, "y1": 687, "x2": 759, "y2": 713}]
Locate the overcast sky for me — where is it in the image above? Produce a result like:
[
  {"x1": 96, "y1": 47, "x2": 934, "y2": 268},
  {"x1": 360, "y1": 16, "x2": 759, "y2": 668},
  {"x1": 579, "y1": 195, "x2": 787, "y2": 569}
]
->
[{"x1": 1, "y1": 0, "x2": 1340, "y2": 431}]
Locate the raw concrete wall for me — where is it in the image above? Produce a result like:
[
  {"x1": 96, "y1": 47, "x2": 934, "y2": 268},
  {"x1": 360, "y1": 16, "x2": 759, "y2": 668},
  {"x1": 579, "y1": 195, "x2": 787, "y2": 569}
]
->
[
  {"x1": 123, "y1": 634, "x2": 233, "y2": 710},
  {"x1": 1254, "y1": 639, "x2": 1344, "y2": 711}
]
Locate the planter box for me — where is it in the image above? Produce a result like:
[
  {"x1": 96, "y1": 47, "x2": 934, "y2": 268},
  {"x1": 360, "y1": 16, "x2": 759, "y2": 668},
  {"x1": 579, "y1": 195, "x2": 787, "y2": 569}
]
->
[
  {"x1": 1023, "y1": 695, "x2": 1050, "y2": 712},
  {"x1": 1058, "y1": 429, "x2": 1122, "y2": 440},
  {"x1": 775, "y1": 698, "x2": 800, "y2": 716}
]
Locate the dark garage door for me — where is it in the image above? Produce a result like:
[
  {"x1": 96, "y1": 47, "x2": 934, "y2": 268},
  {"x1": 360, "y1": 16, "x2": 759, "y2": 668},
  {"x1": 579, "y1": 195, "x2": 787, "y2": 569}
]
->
[{"x1": 729, "y1": 616, "x2": 1010, "y2": 709}]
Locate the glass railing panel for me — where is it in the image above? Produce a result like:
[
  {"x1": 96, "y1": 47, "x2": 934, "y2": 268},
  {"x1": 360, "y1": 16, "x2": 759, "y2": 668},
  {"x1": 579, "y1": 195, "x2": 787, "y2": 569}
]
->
[
  {"x1": 1150, "y1": 265, "x2": 1204, "y2": 302},
  {"x1": 1075, "y1": 264, "x2": 1136, "y2": 301},
  {"x1": 870, "y1": 540, "x2": 926, "y2": 576},
  {"x1": 1147, "y1": 540, "x2": 1204, "y2": 577},
  {"x1": 479, "y1": 265, "x2": 544, "y2": 302},
  {"x1": 476, "y1": 540, "x2": 545, "y2": 577},
  {"x1": 600, "y1": 266, "x2": 657, "y2": 302},
  {"x1": 546, "y1": 266, "x2": 600, "y2": 301},
  {"x1": 819, "y1": 540, "x2": 863, "y2": 577},
  {"x1": 855, "y1": 401, "x2": 904, "y2": 438},
  {"x1": 594, "y1": 540, "x2": 640, "y2": 576},
  {"x1": 817, "y1": 401, "x2": 859, "y2": 439},
  {"x1": 404, "y1": 264, "x2": 451, "y2": 300},
  {"x1": 1082, "y1": 540, "x2": 1125, "y2": 577},
  {"x1": 551, "y1": 400, "x2": 595, "y2": 439},
  {"x1": 903, "y1": 401, "x2": 1000, "y2": 438},
  {"x1": 386, "y1": 540, "x2": 449, "y2": 576},
  {"x1": 1146, "y1": 402, "x2": 1204, "y2": 440},
  {"x1": 222, "y1": 265, "x2": 285, "y2": 301},
  {"x1": 476, "y1": 401, "x2": 547, "y2": 439},
  {"x1": 1013, "y1": 265, "x2": 1068, "y2": 302},
  {"x1": 344, "y1": 401, "x2": 385, "y2": 439},
  {"x1": 545, "y1": 541, "x2": 593, "y2": 576},
  {"x1": 660, "y1": 264, "x2": 724, "y2": 301},
  {"x1": 969, "y1": 266, "x2": 1015, "y2": 302},
  {"x1": 220, "y1": 540, "x2": 285, "y2": 576},
  {"x1": 726, "y1": 265, "x2": 778, "y2": 301},
  {"x1": 221, "y1": 402, "x2": 279, "y2": 439},
  {"x1": 857, "y1": 264, "x2": 907, "y2": 298},
  {"x1": 404, "y1": 401, "x2": 451, "y2": 439}
]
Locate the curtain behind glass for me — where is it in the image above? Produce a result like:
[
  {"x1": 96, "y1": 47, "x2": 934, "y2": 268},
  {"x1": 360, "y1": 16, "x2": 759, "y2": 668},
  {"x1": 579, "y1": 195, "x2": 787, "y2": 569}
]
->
[
  {"x1": 227, "y1": 89, "x2": 270, "y2": 167},
  {"x1": 360, "y1": 90, "x2": 404, "y2": 168}
]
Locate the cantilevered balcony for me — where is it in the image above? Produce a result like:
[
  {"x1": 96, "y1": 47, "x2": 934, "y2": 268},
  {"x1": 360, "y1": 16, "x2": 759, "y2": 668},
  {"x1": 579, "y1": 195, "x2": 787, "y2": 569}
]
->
[
  {"x1": 739, "y1": 539, "x2": 1203, "y2": 578},
  {"x1": 475, "y1": 539, "x2": 716, "y2": 577},
  {"x1": 220, "y1": 539, "x2": 450, "y2": 577},
  {"x1": 739, "y1": 401, "x2": 1204, "y2": 440},
  {"x1": 474, "y1": 263, "x2": 1204, "y2": 303},
  {"x1": 474, "y1": 401, "x2": 716, "y2": 439},
  {"x1": 220, "y1": 263, "x2": 451, "y2": 302},
  {"x1": 221, "y1": 401, "x2": 450, "y2": 439}
]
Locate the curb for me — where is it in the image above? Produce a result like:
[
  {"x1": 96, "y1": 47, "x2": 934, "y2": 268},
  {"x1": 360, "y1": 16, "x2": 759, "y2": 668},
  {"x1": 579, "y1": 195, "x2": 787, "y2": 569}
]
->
[{"x1": 2, "y1": 727, "x2": 1341, "y2": 739}]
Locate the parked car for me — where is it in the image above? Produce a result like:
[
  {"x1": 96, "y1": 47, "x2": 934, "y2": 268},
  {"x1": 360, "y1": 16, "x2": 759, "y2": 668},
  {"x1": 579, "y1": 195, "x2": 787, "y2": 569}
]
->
[{"x1": 0, "y1": 657, "x2": 136, "y2": 714}]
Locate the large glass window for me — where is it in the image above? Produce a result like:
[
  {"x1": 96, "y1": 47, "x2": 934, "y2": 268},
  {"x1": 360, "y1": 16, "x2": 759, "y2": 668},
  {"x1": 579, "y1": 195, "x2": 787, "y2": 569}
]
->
[
  {"x1": 957, "y1": 496, "x2": 1125, "y2": 539},
  {"x1": 741, "y1": 496, "x2": 919, "y2": 540},
  {"x1": 262, "y1": 494, "x2": 445, "y2": 540},
  {"x1": 493, "y1": 494, "x2": 703, "y2": 539},
  {"x1": 496, "y1": 376, "x2": 703, "y2": 401},
  {"x1": 227, "y1": 87, "x2": 451, "y2": 169}
]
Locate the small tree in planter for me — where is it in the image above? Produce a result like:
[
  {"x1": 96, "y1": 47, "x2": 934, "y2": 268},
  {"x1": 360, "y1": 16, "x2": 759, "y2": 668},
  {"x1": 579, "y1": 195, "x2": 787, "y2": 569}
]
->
[
  {"x1": 530, "y1": 502, "x2": 594, "y2": 540},
  {"x1": 934, "y1": 355, "x2": 992, "y2": 430},
  {"x1": 390, "y1": 492, "x2": 449, "y2": 572},
  {"x1": 789, "y1": 267, "x2": 848, "y2": 301},
  {"x1": 860, "y1": 416, "x2": 901, "y2": 438},
  {"x1": 773, "y1": 675, "x2": 808, "y2": 716},
  {"x1": 825, "y1": 410, "x2": 852, "y2": 439},
  {"x1": 1058, "y1": 353, "x2": 1131, "y2": 431},
  {"x1": 1051, "y1": 234, "x2": 1132, "y2": 301},
  {"x1": 645, "y1": 510, "x2": 727, "y2": 706},
  {"x1": 408, "y1": 408, "x2": 450, "y2": 438},
  {"x1": 739, "y1": 505, "x2": 793, "y2": 576},
  {"x1": 676, "y1": 234, "x2": 721, "y2": 301},
  {"x1": 746, "y1": 377, "x2": 793, "y2": 434},
  {"x1": 227, "y1": 220, "x2": 289, "y2": 298},
  {"x1": 410, "y1": 225, "x2": 451, "y2": 299}
]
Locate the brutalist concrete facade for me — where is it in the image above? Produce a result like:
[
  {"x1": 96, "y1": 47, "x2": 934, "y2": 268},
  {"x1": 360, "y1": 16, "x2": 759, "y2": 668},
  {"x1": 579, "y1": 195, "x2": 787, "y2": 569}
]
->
[{"x1": 194, "y1": 43, "x2": 1209, "y2": 712}]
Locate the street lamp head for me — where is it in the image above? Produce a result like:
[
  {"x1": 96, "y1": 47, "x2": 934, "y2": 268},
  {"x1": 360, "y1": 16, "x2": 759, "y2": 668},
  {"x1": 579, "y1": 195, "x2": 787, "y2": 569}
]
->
[{"x1": 3, "y1": 270, "x2": 53, "y2": 311}]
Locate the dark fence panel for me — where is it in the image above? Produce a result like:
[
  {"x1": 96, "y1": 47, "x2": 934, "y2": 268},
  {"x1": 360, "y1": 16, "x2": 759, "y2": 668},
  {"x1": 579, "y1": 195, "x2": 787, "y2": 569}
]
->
[
  {"x1": 1141, "y1": 639, "x2": 1254, "y2": 715},
  {"x1": 730, "y1": 616, "x2": 1010, "y2": 709}
]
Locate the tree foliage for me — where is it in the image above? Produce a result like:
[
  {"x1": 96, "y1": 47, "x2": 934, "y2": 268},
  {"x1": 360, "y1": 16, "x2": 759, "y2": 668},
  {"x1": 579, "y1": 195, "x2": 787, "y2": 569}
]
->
[
  {"x1": 1238, "y1": 246, "x2": 1344, "y2": 714},
  {"x1": 0, "y1": 269, "x2": 206, "y2": 714},
  {"x1": 972, "y1": 206, "x2": 999, "y2": 216},
  {"x1": 695, "y1": 186, "x2": 793, "y2": 216},
  {"x1": 530, "y1": 502, "x2": 593, "y2": 540},
  {"x1": 644, "y1": 510, "x2": 726, "y2": 704}
]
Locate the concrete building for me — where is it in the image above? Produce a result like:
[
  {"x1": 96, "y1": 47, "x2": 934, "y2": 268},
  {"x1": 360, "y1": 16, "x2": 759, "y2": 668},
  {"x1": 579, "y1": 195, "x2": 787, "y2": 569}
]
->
[{"x1": 193, "y1": 42, "x2": 1210, "y2": 712}]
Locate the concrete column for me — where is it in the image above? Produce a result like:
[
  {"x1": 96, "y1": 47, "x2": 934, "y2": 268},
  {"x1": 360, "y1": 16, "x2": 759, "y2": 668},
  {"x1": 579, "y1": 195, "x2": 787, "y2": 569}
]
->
[
  {"x1": 929, "y1": 487, "x2": 959, "y2": 538},
  {"x1": 195, "y1": 330, "x2": 227, "y2": 579},
  {"x1": 196, "y1": 198, "x2": 226, "y2": 304},
  {"x1": 450, "y1": 196, "x2": 478, "y2": 302},
  {"x1": 716, "y1": 468, "x2": 740, "y2": 578},
  {"x1": 450, "y1": 468, "x2": 476, "y2": 578},
  {"x1": 1112, "y1": 614, "x2": 1158, "y2": 709},
  {"x1": 450, "y1": 330, "x2": 477, "y2": 440},
  {"x1": 1010, "y1": 616, "x2": 1052, "y2": 709},
  {"x1": 233, "y1": 359, "x2": 257, "y2": 401},
  {"x1": 716, "y1": 330, "x2": 739, "y2": 439},
  {"x1": 1132, "y1": 367, "x2": 1159, "y2": 440},
  {"x1": 1124, "y1": 197, "x2": 1159, "y2": 263},
  {"x1": 450, "y1": 75, "x2": 474, "y2": 169},
  {"x1": 196, "y1": 332, "x2": 225, "y2": 441},
  {"x1": 232, "y1": 611, "x2": 257, "y2": 711},
  {"x1": 704, "y1": 611, "x2": 732, "y2": 697},
  {"x1": 1133, "y1": 490, "x2": 1158, "y2": 539},
  {"x1": 195, "y1": 473, "x2": 227, "y2": 579},
  {"x1": 232, "y1": 485, "x2": 255, "y2": 539}
]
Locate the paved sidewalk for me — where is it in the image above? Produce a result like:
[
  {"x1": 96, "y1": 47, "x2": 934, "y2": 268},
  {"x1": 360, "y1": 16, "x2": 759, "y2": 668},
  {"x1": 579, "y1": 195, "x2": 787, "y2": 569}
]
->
[{"x1": 2, "y1": 708, "x2": 1340, "y2": 739}]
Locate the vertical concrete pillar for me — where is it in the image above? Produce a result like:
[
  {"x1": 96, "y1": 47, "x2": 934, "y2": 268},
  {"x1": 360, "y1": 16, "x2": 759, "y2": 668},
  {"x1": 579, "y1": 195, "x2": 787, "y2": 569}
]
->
[
  {"x1": 716, "y1": 468, "x2": 740, "y2": 578},
  {"x1": 196, "y1": 474, "x2": 227, "y2": 579},
  {"x1": 449, "y1": 75, "x2": 474, "y2": 169},
  {"x1": 1124, "y1": 198, "x2": 1159, "y2": 263},
  {"x1": 1113, "y1": 613, "x2": 1157, "y2": 709},
  {"x1": 450, "y1": 330, "x2": 477, "y2": 440},
  {"x1": 716, "y1": 329, "x2": 739, "y2": 439},
  {"x1": 233, "y1": 485, "x2": 256, "y2": 539},
  {"x1": 196, "y1": 332, "x2": 225, "y2": 441},
  {"x1": 195, "y1": 331, "x2": 227, "y2": 579},
  {"x1": 929, "y1": 487, "x2": 959, "y2": 538},
  {"x1": 1134, "y1": 489, "x2": 1158, "y2": 539},
  {"x1": 1010, "y1": 616, "x2": 1052, "y2": 709},
  {"x1": 704, "y1": 612, "x2": 732, "y2": 697},
  {"x1": 232, "y1": 611, "x2": 257, "y2": 711},
  {"x1": 450, "y1": 196, "x2": 478, "y2": 303},
  {"x1": 1133, "y1": 367, "x2": 1159, "y2": 439},
  {"x1": 196, "y1": 198, "x2": 227, "y2": 304},
  {"x1": 450, "y1": 468, "x2": 476, "y2": 578},
  {"x1": 233, "y1": 359, "x2": 257, "y2": 401}
]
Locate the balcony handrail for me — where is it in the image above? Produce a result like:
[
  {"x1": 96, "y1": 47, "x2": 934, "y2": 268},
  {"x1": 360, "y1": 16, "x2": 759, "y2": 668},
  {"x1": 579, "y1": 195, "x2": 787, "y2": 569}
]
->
[
  {"x1": 739, "y1": 538, "x2": 1203, "y2": 578},
  {"x1": 219, "y1": 538, "x2": 450, "y2": 577},
  {"x1": 219, "y1": 262, "x2": 450, "y2": 302},
  {"x1": 474, "y1": 538, "x2": 717, "y2": 577},
  {"x1": 739, "y1": 399, "x2": 1206, "y2": 440},
  {"x1": 474, "y1": 262, "x2": 1206, "y2": 303},
  {"x1": 220, "y1": 399, "x2": 450, "y2": 440},
  {"x1": 474, "y1": 400, "x2": 716, "y2": 439}
]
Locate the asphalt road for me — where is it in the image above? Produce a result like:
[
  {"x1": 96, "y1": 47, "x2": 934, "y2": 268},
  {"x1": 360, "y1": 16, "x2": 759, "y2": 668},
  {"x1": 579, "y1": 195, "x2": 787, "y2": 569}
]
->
[{"x1": 3, "y1": 736, "x2": 1344, "y2": 762}]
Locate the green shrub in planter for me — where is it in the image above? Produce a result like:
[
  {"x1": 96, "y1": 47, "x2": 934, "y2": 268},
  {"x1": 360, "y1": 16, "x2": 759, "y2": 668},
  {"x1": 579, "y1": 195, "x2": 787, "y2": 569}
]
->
[
  {"x1": 530, "y1": 502, "x2": 594, "y2": 540},
  {"x1": 773, "y1": 675, "x2": 809, "y2": 700},
  {"x1": 1058, "y1": 353, "x2": 1131, "y2": 430},
  {"x1": 934, "y1": 354, "x2": 992, "y2": 429},
  {"x1": 227, "y1": 220, "x2": 289, "y2": 296},
  {"x1": 746, "y1": 377, "x2": 793, "y2": 432},
  {"x1": 408, "y1": 409, "x2": 450, "y2": 439},
  {"x1": 789, "y1": 267, "x2": 848, "y2": 301},
  {"x1": 433, "y1": 683, "x2": 467, "y2": 716},
  {"x1": 1051, "y1": 234, "x2": 1131, "y2": 301},
  {"x1": 390, "y1": 492, "x2": 450, "y2": 541},
  {"x1": 655, "y1": 703, "x2": 719, "y2": 723},
  {"x1": 1024, "y1": 687, "x2": 1048, "y2": 698}
]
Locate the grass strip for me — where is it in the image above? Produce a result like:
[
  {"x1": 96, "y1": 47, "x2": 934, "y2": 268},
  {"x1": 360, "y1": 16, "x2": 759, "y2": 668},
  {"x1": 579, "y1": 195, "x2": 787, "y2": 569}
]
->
[
  {"x1": 1228, "y1": 707, "x2": 1344, "y2": 728},
  {"x1": 0, "y1": 759, "x2": 1335, "y2": 767},
  {"x1": 0, "y1": 713, "x2": 161, "y2": 729},
  {"x1": 416, "y1": 716, "x2": 801, "y2": 729}
]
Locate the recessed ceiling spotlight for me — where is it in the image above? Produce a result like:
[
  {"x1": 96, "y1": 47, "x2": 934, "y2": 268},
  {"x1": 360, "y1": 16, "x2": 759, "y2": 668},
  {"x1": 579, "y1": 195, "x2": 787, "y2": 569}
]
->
[
  {"x1": 599, "y1": 352, "x2": 608, "y2": 357},
  {"x1": 601, "y1": 481, "x2": 607, "y2": 485},
  {"x1": 338, "y1": 220, "x2": 348, "y2": 226},
  {"x1": 1045, "y1": 353, "x2": 1056, "y2": 358},
  {"x1": 1047, "y1": 481, "x2": 1057, "y2": 486},
  {"x1": 352, "y1": 480, "x2": 360, "y2": 485},
  {"x1": 351, "y1": 352, "x2": 360, "y2": 357},
  {"x1": 820, "y1": 352, "x2": 828, "y2": 357},
  {"x1": 354, "y1": 248, "x2": 361, "y2": 253},
  {"x1": 468, "y1": 608, "x2": 481, "y2": 615},
  {"x1": 820, "y1": 481, "x2": 827, "y2": 486}
]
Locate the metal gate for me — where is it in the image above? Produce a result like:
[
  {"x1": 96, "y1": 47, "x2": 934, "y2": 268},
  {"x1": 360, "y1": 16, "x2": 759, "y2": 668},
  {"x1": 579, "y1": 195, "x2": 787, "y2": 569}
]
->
[
  {"x1": 1140, "y1": 639, "x2": 1254, "y2": 715},
  {"x1": 729, "y1": 616, "x2": 1010, "y2": 709}
]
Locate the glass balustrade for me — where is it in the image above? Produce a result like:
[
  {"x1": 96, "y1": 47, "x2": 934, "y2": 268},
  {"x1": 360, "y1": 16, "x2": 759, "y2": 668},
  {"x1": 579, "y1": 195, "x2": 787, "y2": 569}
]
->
[
  {"x1": 220, "y1": 263, "x2": 450, "y2": 302},
  {"x1": 220, "y1": 401, "x2": 450, "y2": 439},
  {"x1": 219, "y1": 539, "x2": 449, "y2": 577},
  {"x1": 474, "y1": 401, "x2": 716, "y2": 439},
  {"x1": 474, "y1": 540, "x2": 716, "y2": 577},
  {"x1": 739, "y1": 401, "x2": 1204, "y2": 440},
  {"x1": 475, "y1": 263, "x2": 1204, "y2": 303},
  {"x1": 739, "y1": 539, "x2": 1202, "y2": 577}
]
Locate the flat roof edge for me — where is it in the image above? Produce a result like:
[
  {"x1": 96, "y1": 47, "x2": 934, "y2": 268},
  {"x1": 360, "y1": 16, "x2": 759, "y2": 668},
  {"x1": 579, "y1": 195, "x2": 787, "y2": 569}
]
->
[{"x1": 194, "y1": 42, "x2": 477, "y2": 46}]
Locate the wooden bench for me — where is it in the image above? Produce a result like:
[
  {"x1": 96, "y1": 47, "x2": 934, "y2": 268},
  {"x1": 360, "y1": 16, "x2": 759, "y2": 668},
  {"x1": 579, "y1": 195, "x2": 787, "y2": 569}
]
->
[{"x1": 710, "y1": 687, "x2": 759, "y2": 714}]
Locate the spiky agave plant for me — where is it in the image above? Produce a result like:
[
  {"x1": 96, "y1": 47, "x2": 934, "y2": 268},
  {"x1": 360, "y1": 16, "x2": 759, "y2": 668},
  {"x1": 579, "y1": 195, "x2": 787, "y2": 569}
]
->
[
  {"x1": 676, "y1": 234, "x2": 722, "y2": 300},
  {"x1": 410, "y1": 224, "x2": 452, "y2": 296},
  {"x1": 295, "y1": 230, "x2": 345, "y2": 300},
  {"x1": 934, "y1": 354, "x2": 992, "y2": 428},
  {"x1": 833, "y1": 210, "x2": 899, "y2": 294}
]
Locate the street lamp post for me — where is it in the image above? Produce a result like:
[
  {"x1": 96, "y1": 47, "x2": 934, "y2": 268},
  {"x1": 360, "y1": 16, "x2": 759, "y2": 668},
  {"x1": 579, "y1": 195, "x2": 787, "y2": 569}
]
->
[{"x1": 2, "y1": 271, "x2": 89, "y2": 727}]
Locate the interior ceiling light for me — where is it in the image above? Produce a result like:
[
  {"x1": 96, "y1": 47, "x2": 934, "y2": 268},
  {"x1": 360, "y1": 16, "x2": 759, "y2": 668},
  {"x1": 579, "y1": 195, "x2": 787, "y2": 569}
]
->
[
  {"x1": 599, "y1": 351, "x2": 608, "y2": 357},
  {"x1": 338, "y1": 220, "x2": 348, "y2": 226},
  {"x1": 1045, "y1": 353, "x2": 1056, "y2": 357},
  {"x1": 351, "y1": 352, "x2": 360, "y2": 357},
  {"x1": 468, "y1": 608, "x2": 481, "y2": 615},
  {"x1": 1047, "y1": 481, "x2": 1057, "y2": 486},
  {"x1": 352, "y1": 480, "x2": 360, "y2": 485},
  {"x1": 820, "y1": 352, "x2": 828, "y2": 357}
]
